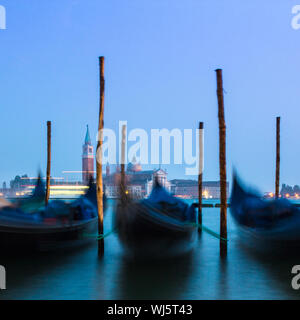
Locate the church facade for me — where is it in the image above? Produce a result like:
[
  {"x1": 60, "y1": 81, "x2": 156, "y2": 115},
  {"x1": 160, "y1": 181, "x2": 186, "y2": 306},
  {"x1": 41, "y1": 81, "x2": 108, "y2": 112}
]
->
[{"x1": 103, "y1": 158, "x2": 171, "y2": 199}]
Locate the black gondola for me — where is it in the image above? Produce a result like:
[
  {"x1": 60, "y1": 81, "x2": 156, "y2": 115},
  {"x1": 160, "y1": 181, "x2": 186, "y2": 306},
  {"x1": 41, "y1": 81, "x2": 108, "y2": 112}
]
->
[
  {"x1": 0, "y1": 177, "x2": 105, "y2": 252},
  {"x1": 230, "y1": 174, "x2": 300, "y2": 247},
  {"x1": 114, "y1": 179, "x2": 198, "y2": 259}
]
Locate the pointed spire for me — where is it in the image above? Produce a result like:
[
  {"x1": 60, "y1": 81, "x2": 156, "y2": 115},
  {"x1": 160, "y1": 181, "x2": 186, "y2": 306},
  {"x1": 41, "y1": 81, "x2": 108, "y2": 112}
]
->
[{"x1": 84, "y1": 125, "x2": 91, "y2": 145}]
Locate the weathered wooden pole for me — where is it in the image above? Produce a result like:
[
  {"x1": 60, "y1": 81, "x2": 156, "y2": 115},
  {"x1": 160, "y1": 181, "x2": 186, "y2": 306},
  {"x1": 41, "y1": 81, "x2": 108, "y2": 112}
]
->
[
  {"x1": 275, "y1": 116, "x2": 281, "y2": 199},
  {"x1": 96, "y1": 56, "x2": 105, "y2": 256},
  {"x1": 45, "y1": 121, "x2": 51, "y2": 206},
  {"x1": 216, "y1": 69, "x2": 227, "y2": 256},
  {"x1": 120, "y1": 124, "x2": 126, "y2": 203},
  {"x1": 198, "y1": 122, "x2": 204, "y2": 233}
]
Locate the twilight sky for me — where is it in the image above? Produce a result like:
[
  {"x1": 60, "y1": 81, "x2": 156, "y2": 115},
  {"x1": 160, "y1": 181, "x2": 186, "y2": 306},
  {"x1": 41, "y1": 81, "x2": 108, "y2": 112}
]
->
[{"x1": 0, "y1": 0, "x2": 300, "y2": 193}]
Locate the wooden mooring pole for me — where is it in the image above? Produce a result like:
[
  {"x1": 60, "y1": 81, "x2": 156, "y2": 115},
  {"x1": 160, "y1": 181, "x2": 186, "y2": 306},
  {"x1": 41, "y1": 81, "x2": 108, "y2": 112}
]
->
[
  {"x1": 275, "y1": 116, "x2": 281, "y2": 199},
  {"x1": 45, "y1": 121, "x2": 51, "y2": 206},
  {"x1": 120, "y1": 125, "x2": 126, "y2": 203},
  {"x1": 198, "y1": 122, "x2": 204, "y2": 233},
  {"x1": 216, "y1": 69, "x2": 227, "y2": 256},
  {"x1": 96, "y1": 56, "x2": 105, "y2": 257}
]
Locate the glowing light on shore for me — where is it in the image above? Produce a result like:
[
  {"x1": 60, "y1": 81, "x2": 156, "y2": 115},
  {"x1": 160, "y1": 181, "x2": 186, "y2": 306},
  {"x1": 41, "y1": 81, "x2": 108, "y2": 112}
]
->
[
  {"x1": 21, "y1": 185, "x2": 89, "y2": 197},
  {"x1": 50, "y1": 190, "x2": 85, "y2": 196},
  {"x1": 50, "y1": 186, "x2": 89, "y2": 190},
  {"x1": 202, "y1": 190, "x2": 209, "y2": 199},
  {"x1": 27, "y1": 185, "x2": 89, "y2": 190},
  {"x1": 15, "y1": 192, "x2": 25, "y2": 196}
]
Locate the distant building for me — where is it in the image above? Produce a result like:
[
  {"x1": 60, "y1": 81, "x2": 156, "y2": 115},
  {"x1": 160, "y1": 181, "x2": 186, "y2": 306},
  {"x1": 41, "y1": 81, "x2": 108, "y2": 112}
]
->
[
  {"x1": 0, "y1": 181, "x2": 7, "y2": 197},
  {"x1": 278, "y1": 183, "x2": 300, "y2": 199},
  {"x1": 82, "y1": 125, "x2": 94, "y2": 184},
  {"x1": 103, "y1": 158, "x2": 171, "y2": 199},
  {"x1": 170, "y1": 179, "x2": 229, "y2": 199},
  {"x1": 5, "y1": 175, "x2": 87, "y2": 198}
]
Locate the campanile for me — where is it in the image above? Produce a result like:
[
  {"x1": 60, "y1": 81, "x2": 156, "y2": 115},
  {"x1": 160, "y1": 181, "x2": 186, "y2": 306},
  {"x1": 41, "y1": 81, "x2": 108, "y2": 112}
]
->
[{"x1": 82, "y1": 125, "x2": 94, "y2": 184}]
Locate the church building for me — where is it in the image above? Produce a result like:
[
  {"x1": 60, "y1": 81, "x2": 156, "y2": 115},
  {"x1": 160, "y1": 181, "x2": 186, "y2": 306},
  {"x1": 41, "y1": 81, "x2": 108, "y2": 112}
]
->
[{"x1": 103, "y1": 157, "x2": 171, "y2": 199}]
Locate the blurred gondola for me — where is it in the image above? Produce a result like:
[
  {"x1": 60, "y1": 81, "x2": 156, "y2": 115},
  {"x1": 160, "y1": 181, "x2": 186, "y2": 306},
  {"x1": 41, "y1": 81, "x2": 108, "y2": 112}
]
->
[
  {"x1": 114, "y1": 178, "x2": 198, "y2": 260},
  {"x1": 230, "y1": 173, "x2": 300, "y2": 250},
  {"x1": 0, "y1": 176, "x2": 106, "y2": 252}
]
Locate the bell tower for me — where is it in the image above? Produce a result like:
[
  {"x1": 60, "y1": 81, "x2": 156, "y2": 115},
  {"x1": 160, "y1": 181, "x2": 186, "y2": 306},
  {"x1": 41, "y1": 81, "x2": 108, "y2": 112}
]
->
[{"x1": 82, "y1": 125, "x2": 94, "y2": 184}]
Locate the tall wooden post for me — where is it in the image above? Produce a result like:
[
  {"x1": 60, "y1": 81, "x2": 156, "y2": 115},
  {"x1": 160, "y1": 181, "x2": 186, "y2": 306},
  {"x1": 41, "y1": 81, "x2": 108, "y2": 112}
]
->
[
  {"x1": 96, "y1": 56, "x2": 105, "y2": 256},
  {"x1": 216, "y1": 69, "x2": 227, "y2": 256},
  {"x1": 120, "y1": 125, "x2": 126, "y2": 203},
  {"x1": 198, "y1": 122, "x2": 204, "y2": 233},
  {"x1": 45, "y1": 121, "x2": 51, "y2": 206},
  {"x1": 275, "y1": 116, "x2": 280, "y2": 199}
]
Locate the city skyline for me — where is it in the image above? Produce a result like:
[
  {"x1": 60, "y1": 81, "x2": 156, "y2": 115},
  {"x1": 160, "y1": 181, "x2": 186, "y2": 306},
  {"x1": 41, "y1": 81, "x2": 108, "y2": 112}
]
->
[{"x1": 2, "y1": 119, "x2": 299, "y2": 194}]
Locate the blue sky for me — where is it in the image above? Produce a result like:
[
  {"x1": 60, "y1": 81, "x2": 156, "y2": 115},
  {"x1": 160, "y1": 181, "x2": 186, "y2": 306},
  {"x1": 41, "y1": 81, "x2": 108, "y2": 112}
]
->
[{"x1": 0, "y1": 0, "x2": 299, "y2": 192}]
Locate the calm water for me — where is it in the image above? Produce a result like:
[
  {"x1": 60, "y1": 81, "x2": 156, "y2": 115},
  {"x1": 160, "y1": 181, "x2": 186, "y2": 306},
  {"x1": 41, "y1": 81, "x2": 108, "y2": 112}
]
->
[{"x1": 0, "y1": 199, "x2": 300, "y2": 300}]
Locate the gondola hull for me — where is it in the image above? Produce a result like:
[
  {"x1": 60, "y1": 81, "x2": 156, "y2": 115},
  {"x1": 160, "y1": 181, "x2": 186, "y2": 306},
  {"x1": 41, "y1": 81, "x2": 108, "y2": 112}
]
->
[
  {"x1": 116, "y1": 203, "x2": 197, "y2": 259},
  {"x1": 0, "y1": 176, "x2": 100, "y2": 253},
  {"x1": 230, "y1": 174, "x2": 300, "y2": 251},
  {"x1": 0, "y1": 217, "x2": 98, "y2": 252},
  {"x1": 115, "y1": 184, "x2": 198, "y2": 259}
]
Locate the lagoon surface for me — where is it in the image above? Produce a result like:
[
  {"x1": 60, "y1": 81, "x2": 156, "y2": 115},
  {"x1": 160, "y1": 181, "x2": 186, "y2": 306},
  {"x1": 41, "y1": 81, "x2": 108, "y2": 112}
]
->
[{"x1": 0, "y1": 199, "x2": 300, "y2": 300}]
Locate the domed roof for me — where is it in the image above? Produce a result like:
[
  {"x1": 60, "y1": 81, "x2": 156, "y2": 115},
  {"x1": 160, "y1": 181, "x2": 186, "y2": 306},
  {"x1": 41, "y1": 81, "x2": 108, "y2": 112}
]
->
[{"x1": 127, "y1": 156, "x2": 142, "y2": 172}]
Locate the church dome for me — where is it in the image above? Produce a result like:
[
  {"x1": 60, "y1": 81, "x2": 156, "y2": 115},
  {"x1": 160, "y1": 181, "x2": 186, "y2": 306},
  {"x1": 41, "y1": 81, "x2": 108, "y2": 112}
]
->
[{"x1": 127, "y1": 156, "x2": 142, "y2": 172}]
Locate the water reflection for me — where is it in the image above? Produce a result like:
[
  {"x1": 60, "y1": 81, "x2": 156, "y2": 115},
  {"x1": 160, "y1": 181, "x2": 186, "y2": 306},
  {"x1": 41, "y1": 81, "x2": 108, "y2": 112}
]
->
[
  {"x1": 116, "y1": 252, "x2": 194, "y2": 300},
  {"x1": 0, "y1": 203, "x2": 299, "y2": 299},
  {"x1": 217, "y1": 254, "x2": 228, "y2": 299},
  {"x1": 235, "y1": 239, "x2": 300, "y2": 299},
  {"x1": 0, "y1": 244, "x2": 94, "y2": 299}
]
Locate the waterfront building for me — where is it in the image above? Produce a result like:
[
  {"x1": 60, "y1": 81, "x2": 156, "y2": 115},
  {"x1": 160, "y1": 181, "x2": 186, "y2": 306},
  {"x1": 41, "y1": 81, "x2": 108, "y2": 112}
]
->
[
  {"x1": 170, "y1": 179, "x2": 229, "y2": 199},
  {"x1": 103, "y1": 159, "x2": 171, "y2": 198}
]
